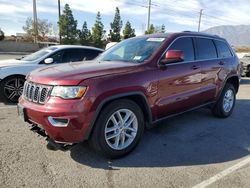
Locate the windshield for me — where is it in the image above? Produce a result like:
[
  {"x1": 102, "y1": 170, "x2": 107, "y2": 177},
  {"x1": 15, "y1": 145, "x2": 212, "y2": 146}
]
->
[
  {"x1": 98, "y1": 37, "x2": 166, "y2": 63},
  {"x1": 22, "y1": 47, "x2": 58, "y2": 61}
]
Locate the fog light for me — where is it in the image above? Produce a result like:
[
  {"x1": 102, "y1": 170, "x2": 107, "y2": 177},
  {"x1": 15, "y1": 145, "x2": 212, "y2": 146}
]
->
[{"x1": 48, "y1": 117, "x2": 69, "y2": 127}]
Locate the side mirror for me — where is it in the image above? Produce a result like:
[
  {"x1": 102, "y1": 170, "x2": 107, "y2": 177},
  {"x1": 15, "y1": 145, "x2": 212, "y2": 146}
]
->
[
  {"x1": 44, "y1": 58, "x2": 54, "y2": 64},
  {"x1": 160, "y1": 50, "x2": 184, "y2": 65}
]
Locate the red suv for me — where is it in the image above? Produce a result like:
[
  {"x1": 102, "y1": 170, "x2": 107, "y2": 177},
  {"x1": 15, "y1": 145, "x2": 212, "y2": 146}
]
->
[{"x1": 18, "y1": 32, "x2": 241, "y2": 158}]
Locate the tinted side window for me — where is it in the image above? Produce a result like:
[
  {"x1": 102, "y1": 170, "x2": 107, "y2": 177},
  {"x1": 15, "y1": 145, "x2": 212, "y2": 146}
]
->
[
  {"x1": 48, "y1": 50, "x2": 64, "y2": 63},
  {"x1": 214, "y1": 40, "x2": 233, "y2": 58},
  {"x1": 62, "y1": 49, "x2": 83, "y2": 63},
  {"x1": 168, "y1": 37, "x2": 194, "y2": 61},
  {"x1": 195, "y1": 38, "x2": 217, "y2": 60},
  {"x1": 82, "y1": 49, "x2": 102, "y2": 60}
]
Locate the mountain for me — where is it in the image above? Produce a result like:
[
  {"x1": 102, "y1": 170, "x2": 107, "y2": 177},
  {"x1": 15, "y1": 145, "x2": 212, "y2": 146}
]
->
[{"x1": 203, "y1": 25, "x2": 250, "y2": 47}]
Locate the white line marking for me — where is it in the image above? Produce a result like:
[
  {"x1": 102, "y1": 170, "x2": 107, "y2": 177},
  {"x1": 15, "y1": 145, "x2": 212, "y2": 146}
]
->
[
  {"x1": 193, "y1": 156, "x2": 250, "y2": 188},
  {"x1": 0, "y1": 106, "x2": 17, "y2": 109}
]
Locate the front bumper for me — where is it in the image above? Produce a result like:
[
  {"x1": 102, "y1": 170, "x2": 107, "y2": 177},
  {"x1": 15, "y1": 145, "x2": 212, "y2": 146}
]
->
[{"x1": 18, "y1": 95, "x2": 95, "y2": 144}]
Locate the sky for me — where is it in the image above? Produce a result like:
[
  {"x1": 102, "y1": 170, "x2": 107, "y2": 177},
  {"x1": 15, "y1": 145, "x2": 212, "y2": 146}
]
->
[{"x1": 0, "y1": 0, "x2": 250, "y2": 36}]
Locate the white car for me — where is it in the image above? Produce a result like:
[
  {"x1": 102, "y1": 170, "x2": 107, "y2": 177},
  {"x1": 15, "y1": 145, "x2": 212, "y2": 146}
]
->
[
  {"x1": 105, "y1": 42, "x2": 117, "y2": 50},
  {"x1": 0, "y1": 45, "x2": 103, "y2": 103}
]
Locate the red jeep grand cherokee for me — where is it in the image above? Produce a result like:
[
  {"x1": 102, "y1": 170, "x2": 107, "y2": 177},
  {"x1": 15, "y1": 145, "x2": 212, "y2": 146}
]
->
[{"x1": 18, "y1": 32, "x2": 241, "y2": 158}]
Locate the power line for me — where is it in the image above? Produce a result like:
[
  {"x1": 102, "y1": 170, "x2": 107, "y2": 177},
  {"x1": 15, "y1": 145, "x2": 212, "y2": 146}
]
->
[
  {"x1": 151, "y1": 1, "x2": 200, "y2": 13},
  {"x1": 203, "y1": 13, "x2": 240, "y2": 25},
  {"x1": 115, "y1": 0, "x2": 245, "y2": 31},
  {"x1": 114, "y1": 0, "x2": 148, "y2": 8}
]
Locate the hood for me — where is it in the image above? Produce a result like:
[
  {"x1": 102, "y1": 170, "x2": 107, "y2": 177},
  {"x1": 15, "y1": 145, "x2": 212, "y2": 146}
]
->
[
  {"x1": 28, "y1": 61, "x2": 137, "y2": 85},
  {"x1": 0, "y1": 59, "x2": 31, "y2": 67}
]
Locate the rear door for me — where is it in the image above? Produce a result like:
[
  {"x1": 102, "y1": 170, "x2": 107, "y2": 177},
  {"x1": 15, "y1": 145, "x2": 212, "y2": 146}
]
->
[
  {"x1": 156, "y1": 37, "x2": 202, "y2": 118},
  {"x1": 214, "y1": 40, "x2": 234, "y2": 93},
  {"x1": 194, "y1": 37, "x2": 221, "y2": 103},
  {"x1": 62, "y1": 49, "x2": 84, "y2": 63}
]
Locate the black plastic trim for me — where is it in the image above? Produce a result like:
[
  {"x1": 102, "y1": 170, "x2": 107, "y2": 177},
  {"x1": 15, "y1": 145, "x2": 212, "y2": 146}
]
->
[
  {"x1": 84, "y1": 91, "x2": 152, "y2": 140},
  {"x1": 152, "y1": 101, "x2": 215, "y2": 125}
]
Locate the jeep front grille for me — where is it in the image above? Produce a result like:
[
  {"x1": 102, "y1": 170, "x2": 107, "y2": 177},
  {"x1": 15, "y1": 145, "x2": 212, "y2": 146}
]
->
[{"x1": 23, "y1": 81, "x2": 52, "y2": 104}]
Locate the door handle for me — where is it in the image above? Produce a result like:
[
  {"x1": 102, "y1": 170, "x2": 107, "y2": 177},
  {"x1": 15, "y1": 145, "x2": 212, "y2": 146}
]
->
[
  {"x1": 192, "y1": 65, "x2": 200, "y2": 70},
  {"x1": 219, "y1": 61, "x2": 225, "y2": 65}
]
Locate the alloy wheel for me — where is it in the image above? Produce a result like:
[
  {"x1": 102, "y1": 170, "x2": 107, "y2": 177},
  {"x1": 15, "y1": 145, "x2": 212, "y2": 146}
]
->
[
  {"x1": 3, "y1": 78, "x2": 25, "y2": 102},
  {"x1": 223, "y1": 89, "x2": 234, "y2": 113},
  {"x1": 104, "y1": 109, "x2": 138, "y2": 150}
]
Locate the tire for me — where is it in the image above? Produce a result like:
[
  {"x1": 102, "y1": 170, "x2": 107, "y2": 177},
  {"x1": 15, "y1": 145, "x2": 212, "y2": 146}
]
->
[
  {"x1": 89, "y1": 99, "x2": 144, "y2": 159},
  {"x1": 0, "y1": 76, "x2": 25, "y2": 103},
  {"x1": 212, "y1": 83, "x2": 236, "y2": 118}
]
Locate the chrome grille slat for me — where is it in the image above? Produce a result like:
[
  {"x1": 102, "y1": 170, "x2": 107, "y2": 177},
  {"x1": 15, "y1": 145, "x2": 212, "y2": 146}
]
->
[{"x1": 22, "y1": 81, "x2": 52, "y2": 104}]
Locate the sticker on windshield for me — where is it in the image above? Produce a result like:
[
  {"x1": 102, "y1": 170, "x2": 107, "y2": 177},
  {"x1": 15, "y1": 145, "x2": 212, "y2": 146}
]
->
[
  {"x1": 133, "y1": 56, "x2": 142, "y2": 60},
  {"x1": 146, "y1": 38, "x2": 165, "y2": 42}
]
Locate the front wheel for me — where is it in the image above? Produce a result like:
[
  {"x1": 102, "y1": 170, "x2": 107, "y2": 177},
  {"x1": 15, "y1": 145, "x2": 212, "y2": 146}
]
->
[
  {"x1": 1, "y1": 76, "x2": 25, "y2": 103},
  {"x1": 212, "y1": 83, "x2": 236, "y2": 118},
  {"x1": 90, "y1": 99, "x2": 144, "y2": 159}
]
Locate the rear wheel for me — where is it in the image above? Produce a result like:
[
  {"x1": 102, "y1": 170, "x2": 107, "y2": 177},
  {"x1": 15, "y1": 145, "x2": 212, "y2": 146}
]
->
[
  {"x1": 0, "y1": 76, "x2": 25, "y2": 103},
  {"x1": 90, "y1": 99, "x2": 144, "y2": 159},
  {"x1": 212, "y1": 83, "x2": 236, "y2": 118}
]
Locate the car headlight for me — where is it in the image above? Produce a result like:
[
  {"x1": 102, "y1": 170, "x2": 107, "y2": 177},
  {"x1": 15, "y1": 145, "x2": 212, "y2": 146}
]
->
[{"x1": 51, "y1": 86, "x2": 87, "y2": 99}]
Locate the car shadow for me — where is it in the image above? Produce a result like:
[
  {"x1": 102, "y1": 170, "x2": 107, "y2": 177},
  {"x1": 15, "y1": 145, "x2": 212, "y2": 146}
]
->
[
  {"x1": 70, "y1": 99, "x2": 250, "y2": 169},
  {"x1": 0, "y1": 98, "x2": 17, "y2": 106}
]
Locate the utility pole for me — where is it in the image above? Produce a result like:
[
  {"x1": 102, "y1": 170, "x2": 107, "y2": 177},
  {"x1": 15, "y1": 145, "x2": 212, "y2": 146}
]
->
[
  {"x1": 147, "y1": 0, "x2": 151, "y2": 31},
  {"x1": 198, "y1": 9, "x2": 203, "y2": 32},
  {"x1": 58, "y1": 0, "x2": 61, "y2": 44},
  {"x1": 33, "y1": 0, "x2": 38, "y2": 43}
]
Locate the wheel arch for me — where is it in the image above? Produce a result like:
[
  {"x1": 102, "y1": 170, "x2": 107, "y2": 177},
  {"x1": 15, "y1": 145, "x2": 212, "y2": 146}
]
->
[
  {"x1": 226, "y1": 75, "x2": 240, "y2": 93},
  {"x1": 85, "y1": 92, "x2": 152, "y2": 140},
  {"x1": 1, "y1": 74, "x2": 26, "y2": 83}
]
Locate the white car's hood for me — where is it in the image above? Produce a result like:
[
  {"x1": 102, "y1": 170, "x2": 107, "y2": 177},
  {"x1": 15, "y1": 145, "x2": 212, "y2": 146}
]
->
[{"x1": 0, "y1": 59, "x2": 31, "y2": 67}]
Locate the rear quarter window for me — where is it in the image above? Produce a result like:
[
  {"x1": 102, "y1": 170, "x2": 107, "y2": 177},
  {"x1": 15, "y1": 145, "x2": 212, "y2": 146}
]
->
[
  {"x1": 195, "y1": 38, "x2": 217, "y2": 60},
  {"x1": 82, "y1": 49, "x2": 103, "y2": 60},
  {"x1": 214, "y1": 40, "x2": 233, "y2": 58}
]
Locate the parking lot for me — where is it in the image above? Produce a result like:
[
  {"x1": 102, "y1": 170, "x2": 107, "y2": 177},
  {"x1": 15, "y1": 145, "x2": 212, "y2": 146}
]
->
[{"x1": 0, "y1": 54, "x2": 250, "y2": 188}]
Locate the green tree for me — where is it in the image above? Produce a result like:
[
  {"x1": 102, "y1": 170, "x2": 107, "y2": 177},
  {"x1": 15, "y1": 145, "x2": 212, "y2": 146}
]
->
[
  {"x1": 155, "y1": 24, "x2": 165, "y2": 33},
  {"x1": 122, "y1": 21, "x2": 136, "y2": 39},
  {"x1": 58, "y1": 4, "x2": 78, "y2": 44},
  {"x1": 23, "y1": 17, "x2": 52, "y2": 39},
  {"x1": 92, "y1": 12, "x2": 105, "y2": 48},
  {"x1": 145, "y1": 24, "x2": 155, "y2": 34},
  {"x1": 0, "y1": 28, "x2": 4, "y2": 41},
  {"x1": 79, "y1": 21, "x2": 91, "y2": 45},
  {"x1": 109, "y1": 7, "x2": 122, "y2": 42}
]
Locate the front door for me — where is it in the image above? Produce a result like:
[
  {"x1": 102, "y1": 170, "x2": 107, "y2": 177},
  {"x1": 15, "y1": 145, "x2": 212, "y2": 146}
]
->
[{"x1": 156, "y1": 37, "x2": 202, "y2": 119}]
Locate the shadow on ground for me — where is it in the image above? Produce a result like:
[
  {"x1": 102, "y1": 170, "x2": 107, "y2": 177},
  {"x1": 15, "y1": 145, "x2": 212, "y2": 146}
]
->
[
  {"x1": 0, "y1": 95, "x2": 17, "y2": 106},
  {"x1": 70, "y1": 99, "x2": 250, "y2": 169}
]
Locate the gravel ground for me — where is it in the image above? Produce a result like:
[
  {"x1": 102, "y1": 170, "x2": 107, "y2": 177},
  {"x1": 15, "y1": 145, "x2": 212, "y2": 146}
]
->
[{"x1": 0, "y1": 55, "x2": 250, "y2": 188}]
